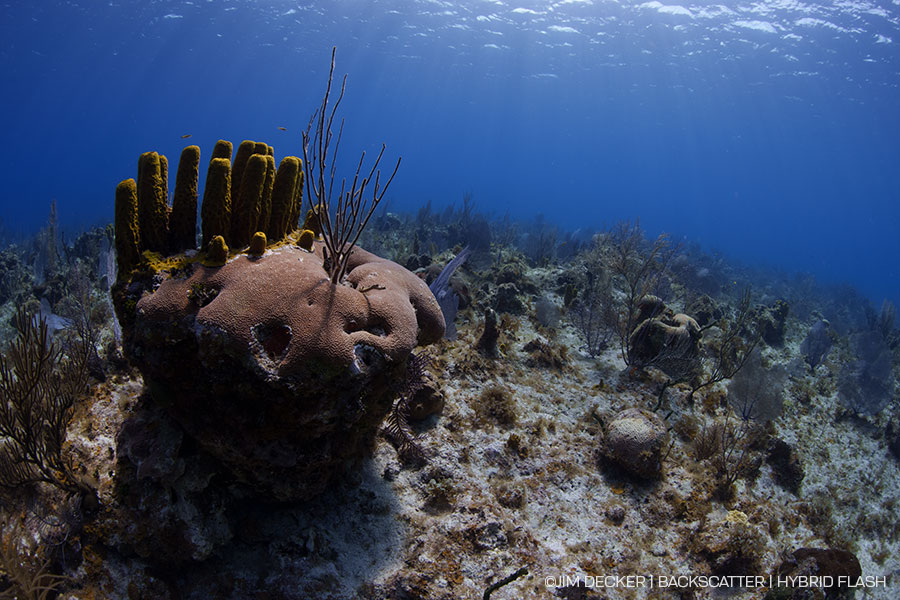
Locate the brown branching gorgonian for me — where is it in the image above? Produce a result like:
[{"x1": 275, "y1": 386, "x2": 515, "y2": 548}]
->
[
  {"x1": 382, "y1": 351, "x2": 434, "y2": 466},
  {"x1": 302, "y1": 47, "x2": 401, "y2": 285},
  {"x1": 0, "y1": 307, "x2": 89, "y2": 496}
]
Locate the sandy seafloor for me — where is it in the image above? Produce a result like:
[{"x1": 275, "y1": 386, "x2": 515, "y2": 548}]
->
[{"x1": 1, "y1": 227, "x2": 898, "y2": 599}]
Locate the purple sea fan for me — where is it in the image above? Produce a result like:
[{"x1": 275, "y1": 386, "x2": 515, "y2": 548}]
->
[
  {"x1": 429, "y1": 246, "x2": 471, "y2": 340},
  {"x1": 800, "y1": 319, "x2": 833, "y2": 369}
]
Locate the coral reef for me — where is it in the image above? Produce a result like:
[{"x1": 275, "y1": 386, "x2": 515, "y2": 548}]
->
[
  {"x1": 112, "y1": 141, "x2": 444, "y2": 501},
  {"x1": 758, "y1": 299, "x2": 790, "y2": 347},
  {"x1": 5, "y1": 184, "x2": 900, "y2": 600}
]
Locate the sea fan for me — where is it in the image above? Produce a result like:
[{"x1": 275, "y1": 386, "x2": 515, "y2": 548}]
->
[
  {"x1": 837, "y1": 331, "x2": 894, "y2": 416},
  {"x1": 381, "y1": 351, "x2": 434, "y2": 466},
  {"x1": 800, "y1": 319, "x2": 833, "y2": 369},
  {"x1": 428, "y1": 246, "x2": 470, "y2": 340}
]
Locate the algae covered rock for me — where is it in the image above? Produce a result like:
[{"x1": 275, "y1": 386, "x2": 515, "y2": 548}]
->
[
  {"x1": 494, "y1": 282, "x2": 525, "y2": 314},
  {"x1": 110, "y1": 401, "x2": 234, "y2": 564},
  {"x1": 695, "y1": 510, "x2": 767, "y2": 577},
  {"x1": 759, "y1": 299, "x2": 790, "y2": 347},
  {"x1": 686, "y1": 293, "x2": 724, "y2": 328},
  {"x1": 770, "y1": 547, "x2": 862, "y2": 598},
  {"x1": 599, "y1": 408, "x2": 668, "y2": 479},
  {"x1": 113, "y1": 141, "x2": 445, "y2": 501},
  {"x1": 766, "y1": 437, "x2": 804, "y2": 494}
]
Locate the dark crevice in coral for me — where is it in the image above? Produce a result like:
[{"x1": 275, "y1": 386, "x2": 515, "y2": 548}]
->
[
  {"x1": 364, "y1": 320, "x2": 389, "y2": 337},
  {"x1": 251, "y1": 322, "x2": 292, "y2": 361}
]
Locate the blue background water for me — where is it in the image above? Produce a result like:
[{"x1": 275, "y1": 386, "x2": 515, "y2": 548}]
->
[{"x1": 1, "y1": 0, "x2": 898, "y2": 305}]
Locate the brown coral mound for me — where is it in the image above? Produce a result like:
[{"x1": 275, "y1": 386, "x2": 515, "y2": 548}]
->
[
  {"x1": 113, "y1": 141, "x2": 444, "y2": 501},
  {"x1": 136, "y1": 243, "x2": 443, "y2": 376},
  {"x1": 628, "y1": 296, "x2": 701, "y2": 379},
  {"x1": 128, "y1": 243, "x2": 442, "y2": 502}
]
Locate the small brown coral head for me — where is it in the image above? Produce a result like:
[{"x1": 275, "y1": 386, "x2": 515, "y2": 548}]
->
[{"x1": 600, "y1": 408, "x2": 668, "y2": 479}]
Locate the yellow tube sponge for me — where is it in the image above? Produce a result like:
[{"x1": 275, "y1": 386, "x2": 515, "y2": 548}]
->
[
  {"x1": 136, "y1": 151, "x2": 169, "y2": 253},
  {"x1": 159, "y1": 154, "x2": 168, "y2": 197},
  {"x1": 302, "y1": 208, "x2": 321, "y2": 238},
  {"x1": 230, "y1": 154, "x2": 268, "y2": 248},
  {"x1": 230, "y1": 140, "x2": 256, "y2": 205},
  {"x1": 267, "y1": 156, "x2": 301, "y2": 241},
  {"x1": 297, "y1": 228, "x2": 315, "y2": 251},
  {"x1": 201, "y1": 157, "x2": 232, "y2": 248},
  {"x1": 206, "y1": 235, "x2": 229, "y2": 265},
  {"x1": 114, "y1": 178, "x2": 141, "y2": 278},
  {"x1": 169, "y1": 145, "x2": 200, "y2": 252},
  {"x1": 211, "y1": 139, "x2": 233, "y2": 161},
  {"x1": 248, "y1": 231, "x2": 267, "y2": 256},
  {"x1": 289, "y1": 168, "x2": 305, "y2": 233},
  {"x1": 257, "y1": 154, "x2": 276, "y2": 237}
]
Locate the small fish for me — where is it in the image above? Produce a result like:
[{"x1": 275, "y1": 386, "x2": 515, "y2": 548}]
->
[
  {"x1": 181, "y1": 134, "x2": 192, "y2": 139},
  {"x1": 277, "y1": 126, "x2": 287, "y2": 131}
]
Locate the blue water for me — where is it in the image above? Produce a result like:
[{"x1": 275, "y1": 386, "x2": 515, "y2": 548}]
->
[{"x1": 1, "y1": 0, "x2": 899, "y2": 305}]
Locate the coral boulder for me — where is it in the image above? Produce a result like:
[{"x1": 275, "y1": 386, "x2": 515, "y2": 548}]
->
[
  {"x1": 599, "y1": 408, "x2": 668, "y2": 479},
  {"x1": 113, "y1": 141, "x2": 445, "y2": 501},
  {"x1": 131, "y1": 243, "x2": 442, "y2": 501}
]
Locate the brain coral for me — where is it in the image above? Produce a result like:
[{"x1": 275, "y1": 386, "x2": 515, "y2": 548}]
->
[
  {"x1": 599, "y1": 408, "x2": 668, "y2": 479},
  {"x1": 113, "y1": 141, "x2": 444, "y2": 501},
  {"x1": 136, "y1": 242, "x2": 443, "y2": 377}
]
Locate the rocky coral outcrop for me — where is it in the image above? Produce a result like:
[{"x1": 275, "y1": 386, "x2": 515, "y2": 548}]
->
[
  {"x1": 695, "y1": 510, "x2": 767, "y2": 577},
  {"x1": 686, "y1": 293, "x2": 723, "y2": 328},
  {"x1": 759, "y1": 299, "x2": 790, "y2": 347},
  {"x1": 494, "y1": 282, "x2": 526, "y2": 314},
  {"x1": 766, "y1": 437, "x2": 804, "y2": 494},
  {"x1": 113, "y1": 141, "x2": 445, "y2": 501},
  {"x1": 628, "y1": 296, "x2": 702, "y2": 378}
]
